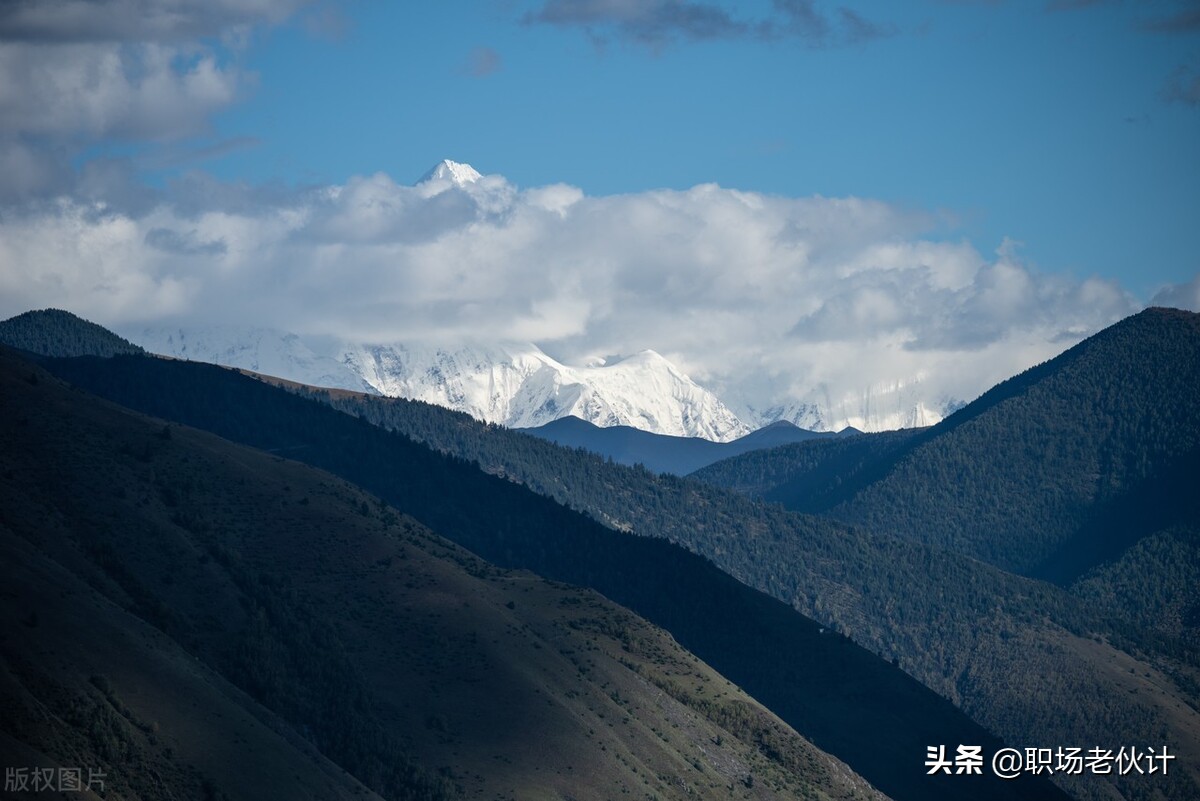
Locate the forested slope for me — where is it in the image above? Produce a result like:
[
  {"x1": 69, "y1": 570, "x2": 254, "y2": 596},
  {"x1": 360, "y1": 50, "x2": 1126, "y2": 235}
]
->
[
  {"x1": 288, "y1": 361, "x2": 1199, "y2": 801},
  {"x1": 266, "y1": 382, "x2": 1195, "y2": 801},
  {"x1": 34, "y1": 351, "x2": 1050, "y2": 801},
  {"x1": 694, "y1": 309, "x2": 1200, "y2": 653},
  {"x1": 0, "y1": 308, "x2": 145, "y2": 358},
  {"x1": 2, "y1": 346, "x2": 891, "y2": 801}
]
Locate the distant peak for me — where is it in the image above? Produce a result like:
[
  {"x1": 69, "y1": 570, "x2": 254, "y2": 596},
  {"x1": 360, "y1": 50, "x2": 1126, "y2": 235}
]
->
[
  {"x1": 617, "y1": 349, "x2": 668, "y2": 365},
  {"x1": 416, "y1": 159, "x2": 482, "y2": 187}
]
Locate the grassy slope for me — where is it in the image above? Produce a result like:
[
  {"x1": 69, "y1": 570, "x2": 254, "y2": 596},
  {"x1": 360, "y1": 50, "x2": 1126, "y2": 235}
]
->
[{"x1": 0, "y1": 347, "x2": 884, "y2": 801}]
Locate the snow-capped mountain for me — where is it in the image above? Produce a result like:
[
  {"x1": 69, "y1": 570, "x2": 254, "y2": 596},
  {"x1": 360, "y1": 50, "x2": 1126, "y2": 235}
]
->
[
  {"x1": 124, "y1": 326, "x2": 750, "y2": 442},
  {"x1": 130, "y1": 327, "x2": 378, "y2": 394},
  {"x1": 737, "y1": 378, "x2": 959, "y2": 433},
  {"x1": 341, "y1": 342, "x2": 750, "y2": 440},
  {"x1": 122, "y1": 158, "x2": 950, "y2": 441},
  {"x1": 417, "y1": 159, "x2": 482, "y2": 187}
]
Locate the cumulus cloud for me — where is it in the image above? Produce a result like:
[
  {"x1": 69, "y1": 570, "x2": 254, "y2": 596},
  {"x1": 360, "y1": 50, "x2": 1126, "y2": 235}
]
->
[
  {"x1": 1151, "y1": 274, "x2": 1200, "y2": 311},
  {"x1": 144, "y1": 226, "x2": 227, "y2": 256},
  {"x1": 0, "y1": 165, "x2": 1148, "y2": 427},
  {"x1": 522, "y1": 0, "x2": 894, "y2": 49},
  {"x1": 0, "y1": 198, "x2": 195, "y2": 323},
  {"x1": 0, "y1": 42, "x2": 242, "y2": 140},
  {"x1": 0, "y1": 0, "x2": 303, "y2": 204}
]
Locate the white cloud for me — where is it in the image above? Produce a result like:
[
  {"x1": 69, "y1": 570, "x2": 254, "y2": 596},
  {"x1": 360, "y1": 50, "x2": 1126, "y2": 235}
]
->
[
  {"x1": 0, "y1": 165, "x2": 1153, "y2": 426},
  {"x1": 1151, "y1": 274, "x2": 1200, "y2": 312},
  {"x1": 0, "y1": 199, "x2": 194, "y2": 321},
  {"x1": 0, "y1": 0, "x2": 304, "y2": 204},
  {"x1": 0, "y1": 42, "x2": 242, "y2": 140}
]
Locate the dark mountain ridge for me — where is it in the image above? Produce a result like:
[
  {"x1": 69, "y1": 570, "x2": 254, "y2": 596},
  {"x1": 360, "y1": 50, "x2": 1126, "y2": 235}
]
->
[
  {"x1": 13, "y1": 306, "x2": 1199, "y2": 800},
  {"x1": 1, "y1": 345, "x2": 888, "y2": 801},
  {"x1": 698, "y1": 307, "x2": 1200, "y2": 589},
  {"x1": 276, "y1": 317, "x2": 1200, "y2": 801},
  {"x1": 519, "y1": 415, "x2": 850, "y2": 475},
  {"x1": 32, "y1": 349, "x2": 1066, "y2": 801},
  {"x1": 0, "y1": 307, "x2": 145, "y2": 358}
]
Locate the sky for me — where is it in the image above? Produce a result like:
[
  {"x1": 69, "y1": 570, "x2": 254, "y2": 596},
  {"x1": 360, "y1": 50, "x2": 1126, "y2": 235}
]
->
[{"x1": 1, "y1": 0, "x2": 1198, "y2": 424}]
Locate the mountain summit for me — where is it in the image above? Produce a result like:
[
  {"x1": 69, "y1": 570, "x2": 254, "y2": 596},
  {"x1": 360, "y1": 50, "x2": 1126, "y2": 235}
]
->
[
  {"x1": 121, "y1": 326, "x2": 751, "y2": 441},
  {"x1": 0, "y1": 308, "x2": 144, "y2": 358},
  {"x1": 416, "y1": 158, "x2": 482, "y2": 186}
]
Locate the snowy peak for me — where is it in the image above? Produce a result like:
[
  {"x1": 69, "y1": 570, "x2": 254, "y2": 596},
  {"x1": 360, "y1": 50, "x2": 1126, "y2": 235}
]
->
[
  {"x1": 343, "y1": 341, "x2": 748, "y2": 441},
  {"x1": 119, "y1": 323, "x2": 945, "y2": 439},
  {"x1": 123, "y1": 327, "x2": 750, "y2": 442},
  {"x1": 615, "y1": 349, "x2": 669, "y2": 367},
  {"x1": 506, "y1": 349, "x2": 748, "y2": 441},
  {"x1": 416, "y1": 159, "x2": 482, "y2": 187}
]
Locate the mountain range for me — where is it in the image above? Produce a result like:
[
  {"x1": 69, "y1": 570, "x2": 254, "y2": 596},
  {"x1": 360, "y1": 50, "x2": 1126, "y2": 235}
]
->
[
  {"x1": 260, "y1": 307, "x2": 1200, "y2": 801},
  {"x1": 0, "y1": 312, "x2": 1075, "y2": 801},
  {"x1": 693, "y1": 305, "x2": 1200, "y2": 629},
  {"x1": 0, "y1": 344, "x2": 893, "y2": 801},
  {"x1": 3, "y1": 306, "x2": 1197, "y2": 801},
  {"x1": 99, "y1": 140, "x2": 951, "y2": 441},
  {"x1": 124, "y1": 325, "x2": 751, "y2": 442},
  {"x1": 119, "y1": 320, "x2": 957, "y2": 438}
]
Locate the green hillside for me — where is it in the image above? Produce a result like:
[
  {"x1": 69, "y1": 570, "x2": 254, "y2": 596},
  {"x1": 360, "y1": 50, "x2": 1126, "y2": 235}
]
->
[{"x1": 0, "y1": 346, "x2": 886, "y2": 801}]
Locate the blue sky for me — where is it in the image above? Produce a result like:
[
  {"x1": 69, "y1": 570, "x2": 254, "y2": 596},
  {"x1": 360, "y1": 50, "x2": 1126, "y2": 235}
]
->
[
  {"x1": 196, "y1": 0, "x2": 1200, "y2": 295},
  {"x1": 1, "y1": 0, "x2": 1198, "y2": 422}
]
